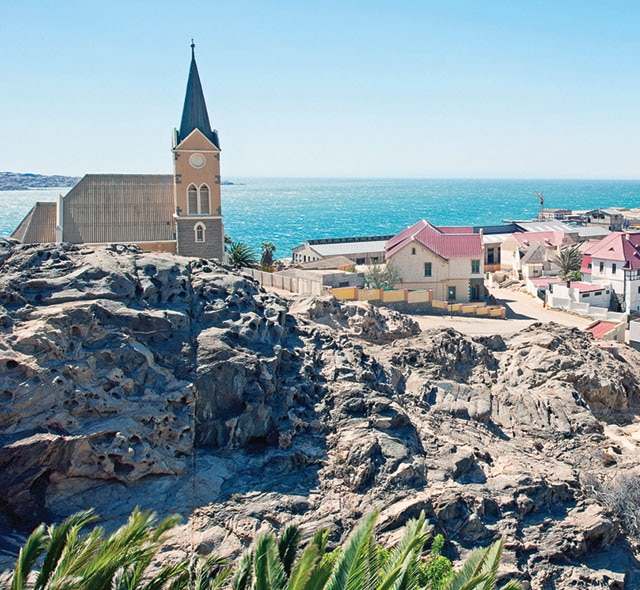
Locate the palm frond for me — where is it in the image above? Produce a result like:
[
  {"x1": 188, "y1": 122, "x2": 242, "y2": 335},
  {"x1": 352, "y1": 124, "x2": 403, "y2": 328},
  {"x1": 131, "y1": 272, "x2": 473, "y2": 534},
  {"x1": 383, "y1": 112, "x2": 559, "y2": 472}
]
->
[
  {"x1": 10, "y1": 523, "x2": 47, "y2": 590},
  {"x1": 277, "y1": 525, "x2": 301, "y2": 578},
  {"x1": 323, "y1": 511, "x2": 379, "y2": 590}
]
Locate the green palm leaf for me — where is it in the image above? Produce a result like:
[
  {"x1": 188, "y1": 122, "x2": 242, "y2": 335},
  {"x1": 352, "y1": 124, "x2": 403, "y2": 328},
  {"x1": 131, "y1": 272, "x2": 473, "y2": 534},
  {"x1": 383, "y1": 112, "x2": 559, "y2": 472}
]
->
[
  {"x1": 323, "y1": 511, "x2": 379, "y2": 590},
  {"x1": 10, "y1": 523, "x2": 47, "y2": 590}
]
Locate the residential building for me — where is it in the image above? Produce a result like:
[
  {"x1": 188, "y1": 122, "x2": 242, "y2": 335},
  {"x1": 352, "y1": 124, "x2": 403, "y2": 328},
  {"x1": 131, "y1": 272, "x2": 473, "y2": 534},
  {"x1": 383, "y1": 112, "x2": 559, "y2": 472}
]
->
[
  {"x1": 385, "y1": 220, "x2": 484, "y2": 302},
  {"x1": 582, "y1": 209, "x2": 624, "y2": 232},
  {"x1": 12, "y1": 44, "x2": 225, "y2": 260},
  {"x1": 500, "y1": 231, "x2": 568, "y2": 278},
  {"x1": 291, "y1": 235, "x2": 392, "y2": 265},
  {"x1": 584, "y1": 232, "x2": 640, "y2": 313}
]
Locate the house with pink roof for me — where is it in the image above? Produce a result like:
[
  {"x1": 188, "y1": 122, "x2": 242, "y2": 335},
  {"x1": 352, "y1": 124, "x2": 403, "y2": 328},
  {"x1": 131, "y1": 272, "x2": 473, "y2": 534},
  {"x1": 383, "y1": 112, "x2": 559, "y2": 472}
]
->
[
  {"x1": 500, "y1": 230, "x2": 572, "y2": 278},
  {"x1": 385, "y1": 220, "x2": 484, "y2": 302},
  {"x1": 584, "y1": 232, "x2": 640, "y2": 313}
]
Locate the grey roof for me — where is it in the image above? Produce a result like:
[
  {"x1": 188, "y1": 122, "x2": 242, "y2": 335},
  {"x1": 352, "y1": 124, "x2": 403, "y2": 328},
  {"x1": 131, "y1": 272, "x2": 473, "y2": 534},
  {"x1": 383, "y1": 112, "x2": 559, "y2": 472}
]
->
[
  {"x1": 515, "y1": 220, "x2": 577, "y2": 234},
  {"x1": 482, "y1": 233, "x2": 512, "y2": 245},
  {"x1": 310, "y1": 240, "x2": 388, "y2": 257},
  {"x1": 11, "y1": 202, "x2": 56, "y2": 243},
  {"x1": 576, "y1": 226, "x2": 611, "y2": 238},
  {"x1": 521, "y1": 242, "x2": 553, "y2": 265},
  {"x1": 179, "y1": 45, "x2": 220, "y2": 149},
  {"x1": 62, "y1": 175, "x2": 175, "y2": 244}
]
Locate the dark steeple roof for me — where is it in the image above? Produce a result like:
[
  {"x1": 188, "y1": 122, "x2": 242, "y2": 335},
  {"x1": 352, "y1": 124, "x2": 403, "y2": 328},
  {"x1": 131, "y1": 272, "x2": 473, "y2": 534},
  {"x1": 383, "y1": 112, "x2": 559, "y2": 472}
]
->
[{"x1": 178, "y1": 42, "x2": 220, "y2": 149}]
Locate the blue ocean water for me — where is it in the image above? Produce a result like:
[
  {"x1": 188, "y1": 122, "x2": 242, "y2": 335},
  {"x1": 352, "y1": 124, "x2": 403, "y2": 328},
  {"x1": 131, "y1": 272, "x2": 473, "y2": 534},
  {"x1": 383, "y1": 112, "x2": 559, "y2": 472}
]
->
[{"x1": 2, "y1": 179, "x2": 640, "y2": 256}]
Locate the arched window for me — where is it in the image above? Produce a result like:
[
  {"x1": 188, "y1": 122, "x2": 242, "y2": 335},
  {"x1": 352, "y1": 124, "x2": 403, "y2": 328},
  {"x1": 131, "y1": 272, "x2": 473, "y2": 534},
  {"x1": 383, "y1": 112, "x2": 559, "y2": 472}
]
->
[
  {"x1": 187, "y1": 185, "x2": 198, "y2": 214},
  {"x1": 199, "y1": 184, "x2": 210, "y2": 214},
  {"x1": 194, "y1": 222, "x2": 206, "y2": 243}
]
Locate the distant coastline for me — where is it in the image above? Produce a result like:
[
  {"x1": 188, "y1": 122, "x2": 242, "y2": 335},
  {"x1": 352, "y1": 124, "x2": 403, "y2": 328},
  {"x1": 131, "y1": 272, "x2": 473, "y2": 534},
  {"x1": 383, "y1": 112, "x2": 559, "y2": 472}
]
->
[{"x1": 0, "y1": 172, "x2": 80, "y2": 191}]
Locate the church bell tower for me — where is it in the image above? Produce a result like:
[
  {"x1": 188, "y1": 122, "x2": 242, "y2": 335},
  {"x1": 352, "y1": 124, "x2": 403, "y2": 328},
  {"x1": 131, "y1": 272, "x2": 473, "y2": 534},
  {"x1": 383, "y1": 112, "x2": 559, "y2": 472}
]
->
[{"x1": 172, "y1": 42, "x2": 224, "y2": 260}]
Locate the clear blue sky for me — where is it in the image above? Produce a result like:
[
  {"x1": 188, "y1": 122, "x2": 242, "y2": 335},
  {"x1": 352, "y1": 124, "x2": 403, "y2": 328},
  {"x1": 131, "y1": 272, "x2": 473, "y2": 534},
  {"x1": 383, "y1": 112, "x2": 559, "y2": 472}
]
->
[{"x1": 2, "y1": 1, "x2": 639, "y2": 179}]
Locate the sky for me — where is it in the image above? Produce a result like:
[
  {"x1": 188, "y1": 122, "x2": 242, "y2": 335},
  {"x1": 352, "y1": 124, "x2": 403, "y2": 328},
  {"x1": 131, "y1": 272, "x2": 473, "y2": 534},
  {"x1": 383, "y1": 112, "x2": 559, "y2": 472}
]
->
[{"x1": 1, "y1": 1, "x2": 639, "y2": 179}]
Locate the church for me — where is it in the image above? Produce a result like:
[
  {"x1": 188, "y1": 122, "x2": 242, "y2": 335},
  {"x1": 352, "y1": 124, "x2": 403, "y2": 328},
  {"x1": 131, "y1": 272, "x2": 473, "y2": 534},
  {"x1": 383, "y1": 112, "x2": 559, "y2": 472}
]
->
[{"x1": 12, "y1": 44, "x2": 225, "y2": 261}]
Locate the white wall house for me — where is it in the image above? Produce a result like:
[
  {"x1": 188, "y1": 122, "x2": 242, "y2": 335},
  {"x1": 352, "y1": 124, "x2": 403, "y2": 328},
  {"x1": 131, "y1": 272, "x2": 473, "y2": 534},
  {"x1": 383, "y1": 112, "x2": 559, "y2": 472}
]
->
[
  {"x1": 385, "y1": 220, "x2": 484, "y2": 302},
  {"x1": 584, "y1": 232, "x2": 640, "y2": 313}
]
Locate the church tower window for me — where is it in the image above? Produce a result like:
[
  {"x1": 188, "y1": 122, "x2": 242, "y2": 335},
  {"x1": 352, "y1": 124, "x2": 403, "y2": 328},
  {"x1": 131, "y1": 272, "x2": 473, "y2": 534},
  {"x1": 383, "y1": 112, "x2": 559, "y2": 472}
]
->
[
  {"x1": 194, "y1": 222, "x2": 206, "y2": 242},
  {"x1": 188, "y1": 185, "x2": 198, "y2": 214},
  {"x1": 199, "y1": 184, "x2": 210, "y2": 214}
]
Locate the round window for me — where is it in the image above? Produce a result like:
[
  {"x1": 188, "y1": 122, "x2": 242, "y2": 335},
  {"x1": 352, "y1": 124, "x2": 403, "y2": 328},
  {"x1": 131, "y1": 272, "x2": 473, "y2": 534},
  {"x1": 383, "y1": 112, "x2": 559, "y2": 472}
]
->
[{"x1": 189, "y1": 153, "x2": 206, "y2": 168}]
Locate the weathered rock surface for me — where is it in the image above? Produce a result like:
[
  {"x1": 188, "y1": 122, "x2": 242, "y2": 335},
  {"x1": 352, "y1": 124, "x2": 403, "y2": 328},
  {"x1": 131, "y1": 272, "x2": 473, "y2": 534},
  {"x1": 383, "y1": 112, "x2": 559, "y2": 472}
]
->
[{"x1": 1, "y1": 241, "x2": 640, "y2": 588}]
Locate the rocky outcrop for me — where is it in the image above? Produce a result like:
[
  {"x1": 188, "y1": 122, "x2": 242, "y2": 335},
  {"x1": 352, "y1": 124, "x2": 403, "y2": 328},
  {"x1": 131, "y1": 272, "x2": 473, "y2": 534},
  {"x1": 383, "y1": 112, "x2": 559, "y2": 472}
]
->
[{"x1": 1, "y1": 242, "x2": 640, "y2": 588}]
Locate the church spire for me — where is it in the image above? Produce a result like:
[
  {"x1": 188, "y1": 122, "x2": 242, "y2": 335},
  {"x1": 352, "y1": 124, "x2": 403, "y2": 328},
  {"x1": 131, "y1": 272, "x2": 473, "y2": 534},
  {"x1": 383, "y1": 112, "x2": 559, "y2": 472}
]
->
[{"x1": 178, "y1": 42, "x2": 220, "y2": 148}]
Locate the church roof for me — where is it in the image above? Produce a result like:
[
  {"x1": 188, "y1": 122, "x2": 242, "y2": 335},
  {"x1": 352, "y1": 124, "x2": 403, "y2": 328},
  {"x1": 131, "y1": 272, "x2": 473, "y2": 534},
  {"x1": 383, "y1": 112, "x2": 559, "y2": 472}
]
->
[
  {"x1": 11, "y1": 202, "x2": 56, "y2": 243},
  {"x1": 178, "y1": 44, "x2": 220, "y2": 149},
  {"x1": 62, "y1": 175, "x2": 175, "y2": 244}
]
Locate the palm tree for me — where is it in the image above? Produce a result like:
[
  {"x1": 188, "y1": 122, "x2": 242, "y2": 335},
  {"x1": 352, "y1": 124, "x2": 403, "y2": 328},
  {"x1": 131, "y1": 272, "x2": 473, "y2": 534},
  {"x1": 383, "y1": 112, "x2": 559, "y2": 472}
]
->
[
  {"x1": 552, "y1": 246, "x2": 583, "y2": 282},
  {"x1": 260, "y1": 242, "x2": 277, "y2": 272},
  {"x1": 227, "y1": 241, "x2": 259, "y2": 270}
]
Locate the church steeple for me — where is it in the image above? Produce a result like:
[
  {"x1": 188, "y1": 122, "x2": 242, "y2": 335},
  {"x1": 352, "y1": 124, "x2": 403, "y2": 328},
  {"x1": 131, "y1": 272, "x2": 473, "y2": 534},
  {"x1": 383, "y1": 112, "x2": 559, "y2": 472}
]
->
[{"x1": 178, "y1": 42, "x2": 220, "y2": 149}]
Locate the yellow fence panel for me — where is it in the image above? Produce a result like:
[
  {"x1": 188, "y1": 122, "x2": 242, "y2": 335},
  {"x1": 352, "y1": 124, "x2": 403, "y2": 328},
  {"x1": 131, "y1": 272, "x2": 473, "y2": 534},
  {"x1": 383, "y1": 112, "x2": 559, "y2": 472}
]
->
[
  {"x1": 462, "y1": 305, "x2": 477, "y2": 314},
  {"x1": 382, "y1": 290, "x2": 406, "y2": 302},
  {"x1": 432, "y1": 300, "x2": 447, "y2": 309},
  {"x1": 358, "y1": 288, "x2": 382, "y2": 301},
  {"x1": 332, "y1": 287, "x2": 357, "y2": 300},
  {"x1": 407, "y1": 290, "x2": 431, "y2": 303},
  {"x1": 476, "y1": 307, "x2": 489, "y2": 315}
]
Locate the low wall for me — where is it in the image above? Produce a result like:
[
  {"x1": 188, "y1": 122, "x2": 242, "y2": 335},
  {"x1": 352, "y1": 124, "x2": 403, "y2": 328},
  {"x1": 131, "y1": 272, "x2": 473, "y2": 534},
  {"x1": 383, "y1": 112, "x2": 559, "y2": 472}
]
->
[
  {"x1": 334, "y1": 287, "x2": 506, "y2": 319},
  {"x1": 547, "y1": 293, "x2": 628, "y2": 323}
]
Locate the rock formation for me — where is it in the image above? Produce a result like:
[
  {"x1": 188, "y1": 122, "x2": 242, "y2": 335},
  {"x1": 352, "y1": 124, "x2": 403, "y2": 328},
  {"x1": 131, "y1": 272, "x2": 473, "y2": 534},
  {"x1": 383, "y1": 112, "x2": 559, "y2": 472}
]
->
[{"x1": 1, "y1": 241, "x2": 639, "y2": 588}]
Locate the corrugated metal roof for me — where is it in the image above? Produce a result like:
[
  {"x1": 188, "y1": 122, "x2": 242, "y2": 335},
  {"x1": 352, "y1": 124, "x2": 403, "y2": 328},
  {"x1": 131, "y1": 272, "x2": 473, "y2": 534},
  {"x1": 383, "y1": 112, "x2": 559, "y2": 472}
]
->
[
  {"x1": 386, "y1": 219, "x2": 482, "y2": 260},
  {"x1": 62, "y1": 175, "x2": 175, "y2": 244},
  {"x1": 516, "y1": 221, "x2": 576, "y2": 233},
  {"x1": 11, "y1": 202, "x2": 56, "y2": 243},
  {"x1": 311, "y1": 240, "x2": 388, "y2": 257},
  {"x1": 587, "y1": 321, "x2": 618, "y2": 339},
  {"x1": 178, "y1": 45, "x2": 220, "y2": 149},
  {"x1": 513, "y1": 231, "x2": 566, "y2": 247}
]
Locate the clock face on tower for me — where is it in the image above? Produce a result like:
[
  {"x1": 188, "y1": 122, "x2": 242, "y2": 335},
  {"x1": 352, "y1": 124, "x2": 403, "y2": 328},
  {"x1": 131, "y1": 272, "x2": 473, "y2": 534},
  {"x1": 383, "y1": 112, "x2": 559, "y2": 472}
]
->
[{"x1": 189, "y1": 153, "x2": 206, "y2": 168}]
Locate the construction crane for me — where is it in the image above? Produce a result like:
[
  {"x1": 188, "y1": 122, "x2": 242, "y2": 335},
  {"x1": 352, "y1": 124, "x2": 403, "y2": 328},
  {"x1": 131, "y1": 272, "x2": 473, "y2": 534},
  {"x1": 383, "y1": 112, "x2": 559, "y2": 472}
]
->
[{"x1": 535, "y1": 191, "x2": 544, "y2": 220}]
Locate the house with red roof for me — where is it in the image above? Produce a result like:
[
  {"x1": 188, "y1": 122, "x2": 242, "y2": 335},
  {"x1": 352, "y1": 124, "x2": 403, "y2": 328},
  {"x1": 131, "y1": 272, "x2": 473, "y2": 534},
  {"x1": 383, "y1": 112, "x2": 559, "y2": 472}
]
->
[
  {"x1": 583, "y1": 232, "x2": 640, "y2": 313},
  {"x1": 385, "y1": 220, "x2": 484, "y2": 302},
  {"x1": 500, "y1": 230, "x2": 571, "y2": 279}
]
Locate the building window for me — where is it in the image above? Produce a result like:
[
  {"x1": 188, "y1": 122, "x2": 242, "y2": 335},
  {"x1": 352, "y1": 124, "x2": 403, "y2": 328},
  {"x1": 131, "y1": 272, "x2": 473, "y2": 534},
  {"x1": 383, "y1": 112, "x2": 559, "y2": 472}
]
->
[
  {"x1": 583, "y1": 293, "x2": 590, "y2": 298},
  {"x1": 487, "y1": 248, "x2": 495, "y2": 265},
  {"x1": 188, "y1": 185, "x2": 198, "y2": 214},
  {"x1": 424, "y1": 262, "x2": 432, "y2": 277},
  {"x1": 599, "y1": 262, "x2": 604, "y2": 272},
  {"x1": 194, "y1": 223, "x2": 206, "y2": 243},
  {"x1": 588, "y1": 263, "x2": 592, "y2": 270},
  {"x1": 356, "y1": 258, "x2": 365, "y2": 264},
  {"x1": 471, "y1": 260, "x2": 480, "y2": 274},
  {"x1": 199, "y1": 185, "x2": 210, "y2": 214},
  {"x1": 411, "y1": 247, "x2": 416, "y2": 255},
  {"x1": 187, "y1": 184, "x2": 211, "y2": 214},
  {"x1": 612, "y1": 263, "x2": 617, "y2": 274},
  {"x1": 447, "y1": 286, "x2": 456, "y2": 300}
]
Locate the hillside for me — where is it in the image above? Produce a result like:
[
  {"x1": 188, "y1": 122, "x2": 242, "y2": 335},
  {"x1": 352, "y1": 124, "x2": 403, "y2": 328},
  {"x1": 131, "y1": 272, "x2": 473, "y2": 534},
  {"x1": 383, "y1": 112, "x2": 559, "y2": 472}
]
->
[
  {"x1": 0, "y1": 171, "x2": 80, "y2": 190},
  {"x1": 0, "y1": 241, "x2": 639, "y2": 587}
]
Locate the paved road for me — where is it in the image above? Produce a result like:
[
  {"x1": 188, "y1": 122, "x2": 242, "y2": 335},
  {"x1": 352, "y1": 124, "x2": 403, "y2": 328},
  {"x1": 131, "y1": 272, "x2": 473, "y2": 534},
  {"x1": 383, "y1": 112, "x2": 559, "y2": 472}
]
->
[{"x1": 411, "y1": 286, "x2": 593, "y2": 336}]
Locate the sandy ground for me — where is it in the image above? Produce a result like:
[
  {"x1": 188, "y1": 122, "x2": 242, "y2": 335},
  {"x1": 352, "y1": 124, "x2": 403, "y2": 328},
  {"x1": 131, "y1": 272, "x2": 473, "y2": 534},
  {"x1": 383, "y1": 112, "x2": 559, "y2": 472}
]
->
[{"x1": 411, "y1": 286, "x2": 593, "y2": 336}]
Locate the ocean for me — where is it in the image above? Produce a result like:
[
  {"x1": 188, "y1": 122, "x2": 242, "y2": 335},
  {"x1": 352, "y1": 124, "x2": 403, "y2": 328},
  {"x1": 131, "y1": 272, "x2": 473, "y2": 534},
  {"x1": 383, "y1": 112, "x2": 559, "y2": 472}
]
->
[{"x1": 2, "y1": 178, "x2": 640, "y2": 257}]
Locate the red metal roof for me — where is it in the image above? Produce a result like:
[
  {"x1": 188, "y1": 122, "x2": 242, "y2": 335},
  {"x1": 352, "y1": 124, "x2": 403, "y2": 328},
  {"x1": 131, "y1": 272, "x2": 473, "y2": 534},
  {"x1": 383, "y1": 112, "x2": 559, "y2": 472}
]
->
[
  {"x1": 568, "y1": 281, "x2": 607, "y2": 293},
  {"x1": 587, "y1": 321, "x2": 618, "y2": 339},
  {"x1": 386, "y1": 219, "x2": 482, "y2": 260},
  {"x1": 513, "y1": 231, "x2": 566, "y2": 247},
  {"x1": 585, "y1": 232, "x2": 640, "y2": 269}
]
